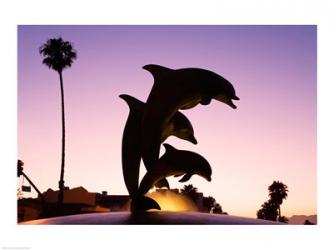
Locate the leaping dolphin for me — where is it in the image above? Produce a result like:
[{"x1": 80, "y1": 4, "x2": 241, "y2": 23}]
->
[
  {"x1": 138, "y1": 143, "x2": 212, "y2": 196},
  {"x1": 141, "y1": 64, "x2": 239, "y2": 171},
  {"x1": 119, "y1": 94, "x2": 198, "y2": 209}
]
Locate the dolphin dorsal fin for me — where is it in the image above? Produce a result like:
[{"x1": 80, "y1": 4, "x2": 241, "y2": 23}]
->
[
  {"x1": 163, "y1": 143, "x2": 177, "y2": 154},
  {"x1": 143, "y1": 64, "x2": 173, "y2": 82}
]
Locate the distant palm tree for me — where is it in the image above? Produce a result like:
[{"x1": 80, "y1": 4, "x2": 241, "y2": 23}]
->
[
  {"x1": 268, "y1": 181, "x2": 288, "y2": 220},
  {"x1": 180, "y1": 184, "x2": 198, "y2": 195},
  {"x1": 212, "y1": 203, "x2": 223, "y2": 214},
  {"x1": 256, "y1": 207, "x2": 265, "y2": 219},
  {"x1": 180, "y1": 184, "x2": 198, "y2": 201},
  {"x1": 202, "y1": 196, "x2": 216, "y2": 213},
  {"x1": 39, "y1": 37, "x2": 77, "y2": 205},
  {"x1": 257, "y1": 200, "x2": 278, "y2": 221}
]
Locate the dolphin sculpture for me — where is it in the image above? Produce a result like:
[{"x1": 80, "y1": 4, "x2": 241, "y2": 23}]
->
[
  {"x1": 138, "y1": 143, "x2": 212, "y2": 196},
  {"x1": 119, "y1": 94, "x2": 198, "y2": 210},
  {"x1": 141, "y1": 64, "x2": 239, "y2": 171}
]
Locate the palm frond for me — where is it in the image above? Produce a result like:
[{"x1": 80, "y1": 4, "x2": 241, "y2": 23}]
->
[{"x1": 39, "y1": 37, "x2": 77, "y2": 72}]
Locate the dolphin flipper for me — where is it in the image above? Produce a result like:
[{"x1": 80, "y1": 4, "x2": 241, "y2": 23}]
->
[
  {"x1": 154, "y1": 178, "x2": 170, "y2": 189},
  {"x1": 179, "y1": 173, "x2": 193, "y2": 182}
]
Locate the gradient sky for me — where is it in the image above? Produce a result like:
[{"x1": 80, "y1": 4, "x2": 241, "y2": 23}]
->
[{"x1": 17, "y1": 25, "x2": 316, "y2": 218}]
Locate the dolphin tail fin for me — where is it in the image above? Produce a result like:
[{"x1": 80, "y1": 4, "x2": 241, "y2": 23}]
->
[
  {"x1": 119, "y1": 94, "x2": 144, "y2": 111},
  {"x1": 143, "y1": 64, "x2": 172, "y2": 82},
  {"x1": 131, "y1": 196, "x2": 161, "y2": 211},
  {"x1": 163, "y1": 143, "x2": 177, "y2": 153},
  {"x1": 154, "y1": 178, "x2": 170, "y2": 189}
]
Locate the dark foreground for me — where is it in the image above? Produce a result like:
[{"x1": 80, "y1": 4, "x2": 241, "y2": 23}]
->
[{"x1": 20, "y1": 211, "x2": 282, "y2": 225}]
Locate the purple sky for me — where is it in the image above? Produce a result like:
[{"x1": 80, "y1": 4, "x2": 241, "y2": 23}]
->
[{"x1": 18, "y1": 25, "x2": 316, "y2": 217}]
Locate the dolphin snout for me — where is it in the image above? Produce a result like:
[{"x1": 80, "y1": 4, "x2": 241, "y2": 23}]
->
[
  {"x1": 206, "y1": 176, "x2": 212, "y2": 182},
  {"x1": 190, "y1": 136, "x2": 198, "y2": 145},
  {"x1": 229, "y1": 101, "x2": 237, "y2": 109},
  {"x1": 214, "y1": 94, "x2": 239, "y2": 109},
  {"x1": 229, "y1": 95, "x2": 239, "y2": 109}
]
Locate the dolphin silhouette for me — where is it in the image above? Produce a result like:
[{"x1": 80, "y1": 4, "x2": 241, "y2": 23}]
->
[
  {"x1": 138, "y1": 144, "x2": 212, "y2": 196},
  {"x1": 141, "y1": 64, "x2": 239, "y2": 171},
  {"x1": 119, "y1": 94, "x2": 197, "y2": 202}
]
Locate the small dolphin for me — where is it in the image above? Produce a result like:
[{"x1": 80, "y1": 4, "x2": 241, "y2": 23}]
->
[
  {"x1": 138, "y1": 144, "x2": 212, "y2": 196},
  {"x1": 141, "y1": 64, "x2": 239, "y2": 171},
  {"x1": 119, "y1": 94, "x2": 197, "y2": 201}
]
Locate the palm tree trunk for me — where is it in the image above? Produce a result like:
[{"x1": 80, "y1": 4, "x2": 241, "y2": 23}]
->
[
  {"x1": 58, "y1": 71, "x2": 66, "y2": 206},
  {"x1": 278, "y1": 205, "x2": 281, "y2": 221}
]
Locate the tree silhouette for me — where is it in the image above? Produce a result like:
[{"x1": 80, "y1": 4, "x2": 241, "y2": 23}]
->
[
  {"x1": 257, "y1": 180, "x2": 289, "y2": 222},
  {"x1": 256, "y1": 200, "x2": 278, "y2": 221},
  {"x1": 39, "y1": 37, "x2": 77, "y2": 205},
  {"x1": 180, "y1": 184, "x2": 198, "y2": 194},
  {"x1": 268, "y1": 181, "x2": 288, "y2": 220},
  {"x1": 179, "y1": 184, "x2": 227, "y2": 214},
  {"x1": 203, "y1": 196, "x2": 216, "y2": 213},
  {"x1": 304, "y1": 219, "x2": 314, "y2": 225},
  {"x1": 180, "y1": 184, "x2": 198, "y2": 200},
  {"x1": 212, "y1": 203, "x2": 223, "y2": 214}
]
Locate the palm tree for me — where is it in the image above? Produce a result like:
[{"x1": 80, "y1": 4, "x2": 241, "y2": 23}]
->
[
  {"x1": 180, "y1": 184, "x2": 198, "y2": 201},
  {"x1": 202, "y1": 196, "x2": 216, "y2": 213},
  {"x1": 39, "y1": 37, "x2": 77, "y2": 205},
  {"x1": 180, "y1": 184, "x2": 198, "y2": 195},
  {"x1": 256, "y1": 200, "x2": 278, "y2": 221},
  {"x1": 268, "y1": 181, "x2": 289, "y2": 220},
  {"x1": 212, "y1": 203, "x2": 223, "y2": 214}
]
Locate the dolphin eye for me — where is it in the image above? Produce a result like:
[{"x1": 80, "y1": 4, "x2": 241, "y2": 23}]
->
[{"x1": 200, "y1": 97, "x2": 211, "y2": 105}]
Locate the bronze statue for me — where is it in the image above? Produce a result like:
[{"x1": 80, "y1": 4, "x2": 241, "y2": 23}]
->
[{"x1": 119, "y1": 64, "x2": 239, "y2": 211}]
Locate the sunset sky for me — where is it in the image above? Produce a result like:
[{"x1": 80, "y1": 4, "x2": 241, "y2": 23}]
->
[{"x1": 17, "y1": 25, "x2": 316, "y2": 218}]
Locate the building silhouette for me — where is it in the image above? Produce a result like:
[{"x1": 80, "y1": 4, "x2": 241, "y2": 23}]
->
[{"x1": 18, "y1": 186, "x2": 220, "y2": 222}]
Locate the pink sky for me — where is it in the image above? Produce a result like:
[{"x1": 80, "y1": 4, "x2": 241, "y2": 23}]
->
[{"x1": 18, "y1": 25, "x2": 316, "y2": 217}]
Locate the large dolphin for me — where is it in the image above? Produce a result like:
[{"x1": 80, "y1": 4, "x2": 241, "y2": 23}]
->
[
  {"x1": 138, "y1": 143, "x2": 212, "y2": 196},
  {"x1": 141, "y1": 64, "x2": 239, "y2": 171},
  {"x1": 119, "y1": 94, "x2": 198, "y2": 209}
]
